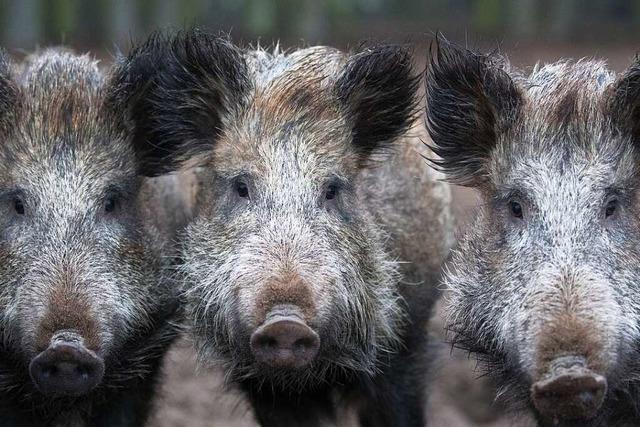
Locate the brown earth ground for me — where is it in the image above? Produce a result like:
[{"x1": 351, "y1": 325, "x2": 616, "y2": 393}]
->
[{"x1": 148, "y1": 44, "x2": 637, "y2": 427}]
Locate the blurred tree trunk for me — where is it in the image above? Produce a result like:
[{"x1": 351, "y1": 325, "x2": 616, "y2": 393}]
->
[
  {"x1": 109, "y1": 0, "x2": 137, "y2": 49},
  {"x1": 5, "y1": 0, "x2": 41, "y2": 50},
  {"x1": 549, "y1": 0, "x2": 578, "y2": 39},
  {"x1": 155, "y1": 0, "x2": 179, "y2": 28},
  {"x1": 508, "y1": 0, "x2": 536, "y2": 38},
  {"x1": 471, "y1": 0, "x2": 503, "y2": 35},
  {"x1": 300, "y1": 0, "x2": 327, "y2": 43}
]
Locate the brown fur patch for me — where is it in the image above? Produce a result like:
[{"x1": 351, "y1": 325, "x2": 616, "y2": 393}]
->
[
  {"x1": 204, "y1": 49, "x2": 365, "y2": 179},
  {"x1": 253, "y1": 75, "x2": 335, "y2": 127},
  {"x1": 35, "y1": 278, "x2": 100, "y2": 352},
  {"x1": 551, "y1": 88, "x2": 579, "y2": 127},
  {"x1": 536, "y1": 313, "x2": 605, "y2": 378},
  {"x1": 118, "y1": 240, "x2": 146, "y2": 267},
  {"x1": 255, "y1": 271, "x2": 315, "y2": 324}
]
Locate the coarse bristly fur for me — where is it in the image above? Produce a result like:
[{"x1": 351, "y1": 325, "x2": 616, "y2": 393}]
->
[
  {"x1": 427, "y1": 39, "x2": 640, "y2": 426},
  {"x1": 0, "y1": 48, "x2": 187, "y2": 426},
  {"x1": 127, "y1": 30, "x2": 453, "y2": 427}
]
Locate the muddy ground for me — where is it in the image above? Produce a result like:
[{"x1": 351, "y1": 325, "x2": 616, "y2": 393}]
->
[{"x1": 147, "y1": 45, "x2": 637, "y2": 427}]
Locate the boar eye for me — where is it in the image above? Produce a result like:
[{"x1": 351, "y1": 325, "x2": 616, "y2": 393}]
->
[
  {"x1": 605, "y1": 199, "x2": 618, "y2": 218},
  {"x1": 13, "y1": 198, "x2": 25, "y2": 215},
  {"x1": 325, "y1": 184, "x2": 339, "y2": 200},
  {"x1": 101, "y1": 185, "x2": 130, "y2": 216},
  {"x1": 235, "y1": 181, "x2": 250, "y2": 199},
  {"x1": 509, "y1": 200, "x2": 523, "y2": 219},
  {"x1": 104, "y1": 197, "x2": 117, "y2": 213}
]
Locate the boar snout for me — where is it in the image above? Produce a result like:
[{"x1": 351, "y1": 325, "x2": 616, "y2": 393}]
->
[
  {"x1": 250, "y1": 305, "x2": 320, "y2": 369},
  {"x1": 531, "y1": 356, "x2": 607, "y2": 421},
  {"x1": 29, "y1": 330, "x2": 105, "y2": 397}
]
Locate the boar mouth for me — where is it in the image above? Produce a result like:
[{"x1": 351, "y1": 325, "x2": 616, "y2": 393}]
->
[{"x1": 531, "y1": 355, "x2": 607, "y2": 421}]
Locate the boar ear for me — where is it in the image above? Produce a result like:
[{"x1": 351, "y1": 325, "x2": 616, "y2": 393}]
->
[
  {"x1": 426, "y1": 40, "x2": 522, "y2": 186},
  {"x1": 0, "y1": 51, "x2": 18, "y2": 131},
  {"x1": 608, "y1": 57, "x2": 640, "y2": 141},
  {"x1": 107, "y1": 31, "x2": 251, "y2": 177},
  {"x1": 335, "y1": 45, "x2": 420, "y2": 160}
]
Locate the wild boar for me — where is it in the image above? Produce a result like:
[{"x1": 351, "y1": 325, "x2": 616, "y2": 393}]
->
[
  {"x1": 427, "y1": 40, "x2": 640, "y2": 426},
  {"x1": 129, "y1": 31, "x2": 452, "y2": 427},
  {"x1": 0, "y1": 47, "x2": 185, "y2": 426}
]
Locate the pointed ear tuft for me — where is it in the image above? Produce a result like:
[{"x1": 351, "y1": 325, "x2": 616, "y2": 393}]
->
[
  {"x1": 608, "y1": 56, "x2": 640, "y2": 141},
  {"x1": 425, "y1": 39, "x2": 522, "y2": 186},
  {"x1": 0, "y1": 50, "x2": 19, "y2": 132},
  {"x1": 335, "y1": 45, "x2": 420, "y2": 160},
  {"x1": 107, "y1": 30, "x2": 251, "y2": 177}
]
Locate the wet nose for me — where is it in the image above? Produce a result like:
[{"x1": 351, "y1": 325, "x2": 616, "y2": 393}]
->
[
  {"x1": 250, "y1": 309, "x2": 320, "y2": 369},
  {"x1": 531, "y1": 356, "x2": 607, "y2": 420},
  {"x1": 29, "y1": 333, "x2": 105, "y2": 397}
]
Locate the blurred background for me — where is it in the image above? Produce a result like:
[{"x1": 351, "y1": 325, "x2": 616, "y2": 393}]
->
[
  {"x1": 0, "y1": 0, "x2": 638, "y2": 68},
  {"x1": 1, "y1": 1, "x2": 636, "y2": 426}
]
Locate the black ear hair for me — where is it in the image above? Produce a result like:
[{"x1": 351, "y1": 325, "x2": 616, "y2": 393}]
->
[
  {"x1": 0, "y1": 51, "x2": 18, "y2": 131},
  {"x1": 335, "y1": 45, "x2": 420, "y2": 160},
  {"x1": 426, "y1": 39, "x2": 522, "y2": 186},
  {"x1": 107, "y1": 30, "x2": 251, "y2": 177},
  {"x1": 608, "y1": 56, "x2": 640, "y2": 141}
]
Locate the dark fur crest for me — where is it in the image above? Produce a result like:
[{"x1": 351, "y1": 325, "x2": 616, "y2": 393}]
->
[
  {"x1": 608, "y1": 56, "x2": 640, "y2": 142},
  {"x1": 425, "y1": 39, "x2": 523, "y2": 186},
  {"x1": 335, "y1": 45, "x2": 421, "y2": 161},
  {"x1": 111, "y1": 30, "x2": 252, "y2": 176},
  {"x1": 0, "y1": 51, "x2": 18, "y2": 132}
]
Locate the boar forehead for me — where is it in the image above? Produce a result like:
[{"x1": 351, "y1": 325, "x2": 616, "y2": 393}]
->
[
  {"x1": 489, "y1": 60, "x2": 638, "y2": 196},
  {"x1": 212, "y1": 46, "x2": 357, "y2": 179},
  {"x1": 0, "y1": 51, "x2": 135, "y2": 190},
  {"x1": 490, "y1": 134, "x2": 636, "y2": 204}
]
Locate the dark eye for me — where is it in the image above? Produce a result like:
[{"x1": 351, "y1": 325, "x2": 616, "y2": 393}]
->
[
  {"x1": 325, "y1": 184, "x2": 339, "y2": 200},
  {"x1": 13, "y1": 198, "x2": 24, "y2": 215},
  {"x1": 605, "y1": 199, "x2": 618, "y2": 218},
  {"x1": 235, "y1": 181, "x2": 249, "y2": 199},
  {"x1": 104, "y1": 196, "x2": 118, "y2": 213},
  {"x1": 509, "y1": 200, "x2": 523, "y2": 219}
]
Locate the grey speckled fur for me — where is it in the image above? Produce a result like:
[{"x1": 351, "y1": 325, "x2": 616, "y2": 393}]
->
[
  {"x1": 126, "y1": 30, "x2": 452, "y2": 427},
  {"x1": 427, "y1": 41, "x2": 640, "y2": 426},
  {"x1": 0, "y1": 48, "x2": 187, "y2": 426}
]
